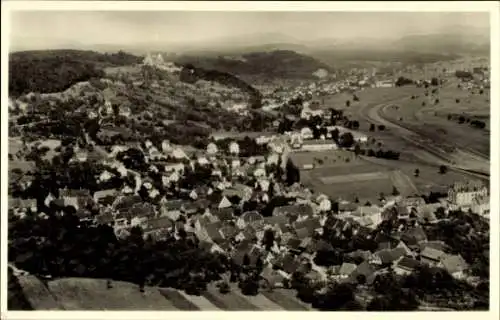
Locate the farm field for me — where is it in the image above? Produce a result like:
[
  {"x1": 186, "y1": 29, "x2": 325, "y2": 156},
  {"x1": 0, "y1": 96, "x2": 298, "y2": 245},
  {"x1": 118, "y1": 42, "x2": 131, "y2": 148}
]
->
[
  {"x1": 361, "y1": 156, "x2": 476, "y2": 195},
  {"x1": 47, "y1": 278, "x2": 180, "y2": 310},
  {"x1": 380, "y1": 84, "x2": 490, "y2": 158},
  {"x1": 295, "y1": 152, "x2": 421, "y2": 203},
  {"x1": 14, "y1": 275, "x2": 312, "y2": 311}
]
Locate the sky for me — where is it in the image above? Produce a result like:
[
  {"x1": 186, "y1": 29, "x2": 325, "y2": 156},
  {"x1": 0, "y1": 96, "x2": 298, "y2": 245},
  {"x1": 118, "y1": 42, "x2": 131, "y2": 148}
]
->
[{"x1": 9, "y1": 11, "x2": 490, "y2": 51}]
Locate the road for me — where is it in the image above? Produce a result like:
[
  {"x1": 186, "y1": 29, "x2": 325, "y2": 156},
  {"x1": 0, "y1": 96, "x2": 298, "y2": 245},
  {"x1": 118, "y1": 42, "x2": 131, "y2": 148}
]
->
[{"x1": 356, "y1": 97, "x2": 489, "y2": 179}]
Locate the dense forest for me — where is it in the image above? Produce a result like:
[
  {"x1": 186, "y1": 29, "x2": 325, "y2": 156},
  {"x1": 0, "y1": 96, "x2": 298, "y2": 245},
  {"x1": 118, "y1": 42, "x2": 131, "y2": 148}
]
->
[
  {"x1": 179, "y1": 64, "x2": 263, "y2": 109},
  {"x1": 9, "y1": 50, "x2": 142, "y2": 96},
  {"x1": 175, "y1": 50, "x2": 331, "y2": 79}
]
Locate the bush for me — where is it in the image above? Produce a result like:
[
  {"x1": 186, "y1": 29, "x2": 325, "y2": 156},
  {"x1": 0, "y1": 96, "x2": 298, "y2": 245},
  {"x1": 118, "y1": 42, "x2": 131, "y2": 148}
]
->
[{"x1": 439, "y1": 165, "x2": 448, "y2": 174}]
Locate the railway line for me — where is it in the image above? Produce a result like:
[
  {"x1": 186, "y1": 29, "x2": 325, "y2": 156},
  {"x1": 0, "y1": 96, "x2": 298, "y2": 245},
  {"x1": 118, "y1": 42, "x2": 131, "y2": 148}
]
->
[{"x1": 356, "y1": 97, "x2": 489, "y2": 180}]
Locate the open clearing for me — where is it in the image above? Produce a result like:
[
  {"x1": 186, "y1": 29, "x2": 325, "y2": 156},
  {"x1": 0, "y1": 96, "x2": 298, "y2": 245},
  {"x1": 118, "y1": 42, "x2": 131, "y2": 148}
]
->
[
  {"x1": 380, "y1": 84, "x2": 490, "y2": 158},
  {"x1": 298, "y1": 154, "x2": 419, "y2": 202}
]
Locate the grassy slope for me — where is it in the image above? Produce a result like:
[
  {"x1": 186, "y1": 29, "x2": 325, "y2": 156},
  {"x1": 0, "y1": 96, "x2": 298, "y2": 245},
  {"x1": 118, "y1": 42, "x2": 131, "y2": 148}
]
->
[{"x1": 13, "y1": 275, "x2": 310, "y2": 311}]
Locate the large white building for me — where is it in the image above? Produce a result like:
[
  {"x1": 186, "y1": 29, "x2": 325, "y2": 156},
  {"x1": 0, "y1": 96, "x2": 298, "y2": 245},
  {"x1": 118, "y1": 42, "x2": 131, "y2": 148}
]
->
[
  {"x1": 300, "y1": 139, "x2": 338, "y2": 152},
  {"x1": 447, "y1": 180, "x2": 488, "y2": 207}
]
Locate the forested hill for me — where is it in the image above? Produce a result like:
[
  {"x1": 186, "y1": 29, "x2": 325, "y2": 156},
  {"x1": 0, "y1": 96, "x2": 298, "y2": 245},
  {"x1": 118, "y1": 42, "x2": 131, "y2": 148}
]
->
[
  {"x1": 174, "y1": 50, "x2": 332, "y2": 80},
  {"x1": 9, "y1": 50, "x2": 142, "y2": 97},
  {"x1": 179, "y1": 64, "x2": 263, "y2": 109}
]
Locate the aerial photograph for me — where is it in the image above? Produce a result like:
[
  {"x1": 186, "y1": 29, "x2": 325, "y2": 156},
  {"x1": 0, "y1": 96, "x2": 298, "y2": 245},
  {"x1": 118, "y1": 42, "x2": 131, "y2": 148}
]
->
[{"x1": 4, "y1": 3, "x2": 495, "y2": 313}]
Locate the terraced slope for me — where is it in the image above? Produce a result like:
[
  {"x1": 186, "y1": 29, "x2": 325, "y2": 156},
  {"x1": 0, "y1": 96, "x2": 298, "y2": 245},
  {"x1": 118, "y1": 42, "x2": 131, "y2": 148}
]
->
[{"x1": 13, "y1": 275, "x2": 312, "y2": 311}]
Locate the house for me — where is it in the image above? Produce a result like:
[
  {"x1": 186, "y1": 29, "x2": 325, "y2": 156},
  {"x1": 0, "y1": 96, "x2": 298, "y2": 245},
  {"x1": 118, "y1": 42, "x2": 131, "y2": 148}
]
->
[
  {"x1": 371, "y1": 247, "x2": 406, "y2": 266},
  {"x1": 470, "y1": 195, "x2": 490, "y2": 217},
  {"x1": 196, "y1": 219, "x2": 224, "y2": 243},
  {"x1": 223, "y1": 183, "x2": 253, "y2": 202},
  {"x1": 419, "y1": 240, "x2": 449, "y2": 253},
  {"x1": 338, "y1": 262, "x2": 357, "y2": 278},
  {"x1": 94, "y1": 211, "x2": 115, "y2": 226},
  {"x1": 216, "y1": 195, "x2": 232, "y2": 209},
  {"x1": 113, "y1": 195, "x2": 142, "y2": 211},
  {"x1": 375, "y1": 80, "x2": 394, "y2": 88},
  {"x1": 293, "y1": 217, "x2": 322, "y2": 236},
  {"x1": 401, "y1": 226, "x2": 428, "y2": 248},
  {"x1": 142, "y1": 217, "x2": 174, "y2": 241},
  {"x1": 338, "y1": 201, "x2": 359, "y2": 213},
  {"x1": 93, "y1": 189, "x2": 118, "y2": 206},
  {"x1": 212, "y1": 207, "x2": 235, "y2": 222},
  {"x1": 300, "y1": 105, "x2": 324, "y2": 120},
  {"x1": 347, "y1": 261, "x2": 376, "y2": 284},
  {"x1": 439, "y1": 254, "x2": 469, "y2": 278},
  {"x1": 295, "y1": 228, "x2": 310, "y2": 240},
  {"x1": 261, "y1": 267, "x2": 285, "y2": 288},
  {"x1": 232, "y1": 243, "x2": 260, "y2": 266},
  {"x1": 273, "y1": 204, "x2": 314, "y2": 221},
  {"x1": 300, "y1": 139, "x2": 337, "y2": 152},
  {"x1": 420, "y1": 247, "x2": 446, "y2": 266},
  {"x1": 263, "y1": 215, "x2": 289, "y2": 229},
  {"x1": 274, "y1": 253, "x2": 301, "y2": 275},
  {"x1": 219, "y1": 223, "x2": 238, "y2": 240},
  {"x1": 300, "y1": 127, "x2": 314, "y2": 140},
  {"x1": 59, "y1": 189, "x2": 94, "y2": 211},
  {"x1": 9, "y1": 198, "x2": 37, "y2": 214},
  {"x1": 414, "y1": 203, "x2": 441, "y2": 223},
  {"x1": 237, "y1": 211, "x2": 264, "y2": 229},
  {"x1": 160, "y1": 200, "x2": 186, "y2": 221},
  {"x1": 394, "y1": 257, "x2": 421, "y2": 276},
  {"x1": 287, "y1": 238, "x2": 303, "y2": 254},
  {"x1": 398, "y1": 196, "x2": 426, "y2": 208}
]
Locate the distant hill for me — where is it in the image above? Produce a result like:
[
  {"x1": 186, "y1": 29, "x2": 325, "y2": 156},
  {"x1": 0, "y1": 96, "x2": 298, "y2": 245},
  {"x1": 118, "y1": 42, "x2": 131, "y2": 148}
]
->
[
  {"x1": 173, "y1": 50, "x2": 332, "y2": 79},
  {"x1": 179, "y1": 64, "x2": 263, "y2": 109},
  {"x1": 9, "y1": 50, "x2": 142, "y2": 97},
  {"x1": 390, "y1": 32, "x2": 490, "y2": 55}
]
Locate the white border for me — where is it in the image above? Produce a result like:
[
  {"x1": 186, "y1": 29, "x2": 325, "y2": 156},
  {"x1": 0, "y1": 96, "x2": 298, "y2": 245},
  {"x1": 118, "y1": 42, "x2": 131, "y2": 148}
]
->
[{"x1": 1, "y1": 2, "x2": 499, "y2": 320}]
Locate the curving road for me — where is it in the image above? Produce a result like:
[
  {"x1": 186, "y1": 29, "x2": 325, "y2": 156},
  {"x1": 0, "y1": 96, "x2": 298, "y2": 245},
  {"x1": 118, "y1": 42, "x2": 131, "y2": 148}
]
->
[{"x1": 356, "y1": 97, "x2": 489, "y2": 179}]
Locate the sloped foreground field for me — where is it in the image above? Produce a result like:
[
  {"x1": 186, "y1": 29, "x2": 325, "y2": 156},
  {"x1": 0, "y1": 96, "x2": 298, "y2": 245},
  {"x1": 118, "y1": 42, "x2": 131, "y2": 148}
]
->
[{"x1": 13, "y1": 276, "x2": 312, "y2": 311}]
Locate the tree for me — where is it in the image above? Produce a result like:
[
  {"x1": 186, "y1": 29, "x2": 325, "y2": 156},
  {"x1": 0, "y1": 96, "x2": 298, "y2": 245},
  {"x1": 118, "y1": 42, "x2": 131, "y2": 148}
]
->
[
  {"x1": 339, "y1": 132, "x2": 355, "y2": 148},
  {"x1": 354, "y1": 144, "x2": 361, "y2": 156},
  {"x1": 240, "y1": 276, "x2": 259, "y2": 296},
  {"x1": 262, "y1": 229, "x2": 275, "y2": 251},
  {"x1": 345, "y1": 100, "x2": 351, "y2": 107},
  {"x1": 285, "y1": 160, "x2": 300, "y2": 185},
  {"x1": 369, "y1": 123, "x2": 375, "y2": 132},
  {"x1": 218, "y1": 281, "x2": 230, "y2": 294},
  {"x1": 392, "y1": 186, "x2": 400, "y2": 196},
  {"x1": 242, "y1": 254, "x2": 251, "y2": 267},
  {"x1": 377, "y1": 125, "x2": 386, "y2": 131},
  {"x1": 414, "y1": 168, "x2": 420, "y2": 177},
  {"x1": 331, "y1": 128, "x2": 340, "y2": 143},
  {"x1": 439, "y1": 165, "x2": 448, "y2": 174}
]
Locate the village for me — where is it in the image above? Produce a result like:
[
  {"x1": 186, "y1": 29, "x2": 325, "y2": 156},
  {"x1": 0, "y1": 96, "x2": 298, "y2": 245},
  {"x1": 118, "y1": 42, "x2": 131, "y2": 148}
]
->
[{"x1": 7, "y1": 51, "x2": 491, "y2": 311}]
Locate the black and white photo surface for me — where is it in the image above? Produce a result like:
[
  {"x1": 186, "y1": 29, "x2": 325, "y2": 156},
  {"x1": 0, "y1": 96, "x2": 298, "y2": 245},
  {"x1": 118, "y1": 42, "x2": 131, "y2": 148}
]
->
[{"x1": 2, "y1": 1, "x2": 498, "y2": 316}]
